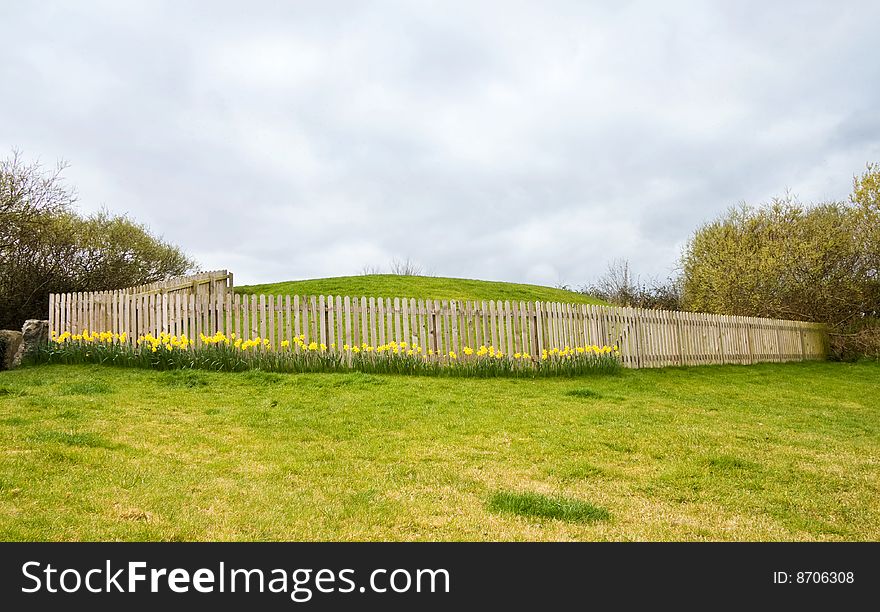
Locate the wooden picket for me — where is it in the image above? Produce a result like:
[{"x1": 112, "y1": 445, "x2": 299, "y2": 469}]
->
[
  {"x1": 46, "y1": 270, "x2": 829, "y2": 368},
  {"x1": 47, "y1": 290, "x2": 827, "y2": 367},
  {"x1": 122, "y1": 270, "x2": 232, "y2": 298}
]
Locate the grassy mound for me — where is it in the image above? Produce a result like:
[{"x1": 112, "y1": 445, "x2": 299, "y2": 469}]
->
[{"x1": 236, "y1": 274, "x2": 607, "y2": 305}]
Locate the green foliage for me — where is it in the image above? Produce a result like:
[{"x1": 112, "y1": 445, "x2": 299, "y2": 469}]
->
[
  {"x1": 0, "y1": 151, "x2": 195, "y2": 329},
  {"x1": 238, "y1": 274, "x2": 608, "y2": 306},
  {"x1": 851, "y1": 162, "x2": 880, "y2": 212},
  {"x1": 681, "y1": 167, "x2": 880, "y2": 357},
  {"x1": 44, "y1": 211, "x2": 195, "y2": 291},
  {"x1": 682, "y1": 197, "x2": 871, "y2": 322}
]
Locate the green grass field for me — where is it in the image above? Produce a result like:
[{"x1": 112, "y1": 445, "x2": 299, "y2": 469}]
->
[
  {"x1": 236, "y1": 274, "x2": 607, "y2": 305},
  {"x1": 1, "y1": 361, "x2": 877, "y2": 541}
]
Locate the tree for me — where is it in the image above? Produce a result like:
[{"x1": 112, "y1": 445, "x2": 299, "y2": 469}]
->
[
  {"x1": 0, "y1": 151, "x2": 76, "y2": 252},
  {"x1": 591, "y1": 258, "x2": 637, "y2": 305},
  {"x1": 0, "y1": 152, "x2": 196, "y2": 329},
  {"x1": 582, "y1": 258, "x2": 682, "y2": 310},
  {"x1": 681, "y1": 167, "x2": 880, "y2": 358},
  {"x1": 359, "y1": 263, "x2": 382, "y2": 276},
  {"x1": 850, "y1": 163, "x2": 880, "y2": 291},
  {"x1": 389, "y1": 257, "x2": 424, "y2": 276},
  {"x1": 851, "y1": 162, "x2": 880, "y2": 211}
]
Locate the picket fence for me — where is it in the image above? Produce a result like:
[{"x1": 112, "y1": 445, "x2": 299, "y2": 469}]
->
[
  {"x1": 48, "y1": 279, "x2": 827, "y2": 368},
  {"x1": 120, "y1": 270, "x2": 232, "y2": 298}
]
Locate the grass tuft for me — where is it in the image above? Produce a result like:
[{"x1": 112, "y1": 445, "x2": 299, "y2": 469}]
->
[
  {"x1": 488, "y1": 491, "x2": 611, "y2": 523},
  {"x1": 552, "y1": 463, "x2": 608, "y2": 481},
  {"x1": 707, "y1": 455, "x2": 760, "y2": 472},
  {"x1": 330, "y1": 373, "x2": 388, "y2": 387},
  {"x1": 160, "y1": 371, "x2": 210, "y2": 388},
  {"x1": 60, "y1": 381, "x2": 112, "y2": 395},
  {"x1": 565, "y1": 388, "x2": 602, "y2": 399},
  {"x1": 0, "y1": 386, "x2": 26, "y2": 398},
  {"x1": 1, "y1": 416, "x2": 29, "y2": 426},
  {"x1": 241, "y1": 370, "x2": 284, "y2": 385},
  {"x1": 28, "y1": 430, "x2": 117, "y2": 449}
]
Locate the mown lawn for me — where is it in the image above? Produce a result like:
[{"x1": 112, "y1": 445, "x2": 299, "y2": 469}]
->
[
  {"x1": 237, "y1": 274, "x2": 608, "y2": 305},
  {"x1": 0, "y1": 361, "x2": 877, "y2": 541}
]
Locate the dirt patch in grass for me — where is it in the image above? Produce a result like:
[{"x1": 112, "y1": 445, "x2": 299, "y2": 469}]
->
[{"x1": 113, "y1": 503, "x2": 158, "y2": 523}]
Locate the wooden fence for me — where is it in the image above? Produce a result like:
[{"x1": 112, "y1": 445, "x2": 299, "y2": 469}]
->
[
  {"x1": 48, "y1": 287, "x2": 827, "y2": 368},
  {"x1": 121, "y1": 270, "x2": 232, "y2": 298}
]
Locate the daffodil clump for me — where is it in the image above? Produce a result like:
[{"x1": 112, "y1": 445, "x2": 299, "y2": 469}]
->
[
  {"x1": 40, "y1": 330, "x2": 620, "y2": 377},
  {"x1": 338, "y1": 340, "x2": 620, "y2": 377},
  {"x1": 51, "y1": 330, "x2": 127, "y2": 344},
  {"x1": 44, "y1": 330, "x2": 345, "y2": 372}
]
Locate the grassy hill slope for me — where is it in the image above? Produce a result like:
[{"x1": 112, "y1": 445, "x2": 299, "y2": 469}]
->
[{"x1": 236, "y1": 274, "x2": 607, "y2": 305}]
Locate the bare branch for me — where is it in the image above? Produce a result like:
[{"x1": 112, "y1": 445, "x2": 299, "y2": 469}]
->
[{"x1": 389, "y1": 257, "x2": 423, "y2": 276}]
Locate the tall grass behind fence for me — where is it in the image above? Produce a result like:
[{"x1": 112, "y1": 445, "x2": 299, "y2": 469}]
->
[{"x1": 48, "y1": 271, "x2": 827, "y2": 368}]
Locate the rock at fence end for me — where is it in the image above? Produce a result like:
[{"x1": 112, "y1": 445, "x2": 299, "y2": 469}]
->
[
  {"x1": 0, "y1": 330, "x2": 23, "y2": 370},
  {"x1": 11, "y1": 320, "x2": 49, "y2": 368}
]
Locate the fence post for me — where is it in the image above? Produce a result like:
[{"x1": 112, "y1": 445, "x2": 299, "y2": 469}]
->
[{"x1": 430, "y1": 300, "x2": 439, "y2": 355}]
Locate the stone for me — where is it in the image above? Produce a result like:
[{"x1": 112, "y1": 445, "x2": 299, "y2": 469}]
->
[
  {"x1": 0, "y1": 330, "x2": 23, "y2": 370},
  {"x1": 11, "y1": 319, "x2": 49, "y2": 368}
]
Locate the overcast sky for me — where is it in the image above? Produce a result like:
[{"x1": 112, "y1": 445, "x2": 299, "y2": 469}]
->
[{"x1": 3, "y1": 1, "x2": 879, "y2": 287}]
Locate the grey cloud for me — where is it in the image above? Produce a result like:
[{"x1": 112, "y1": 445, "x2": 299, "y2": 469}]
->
[{"x1": 2, "y1": 0, "x2": 879, "y2": 287}]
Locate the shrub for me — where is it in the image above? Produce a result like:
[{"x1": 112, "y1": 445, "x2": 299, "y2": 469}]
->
[
  {"x1": 680, "y1": 164, "x2": 880, "y2": 359},
  {"x1": 829, "y1": 318, "x2": 880, "y2": 361},
  {"x1": 581, "y1": 259, "x2": 683, "y2": 310},
  {"x1": 0, "y1": 151, "x2": 195, "y2": 330}
]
